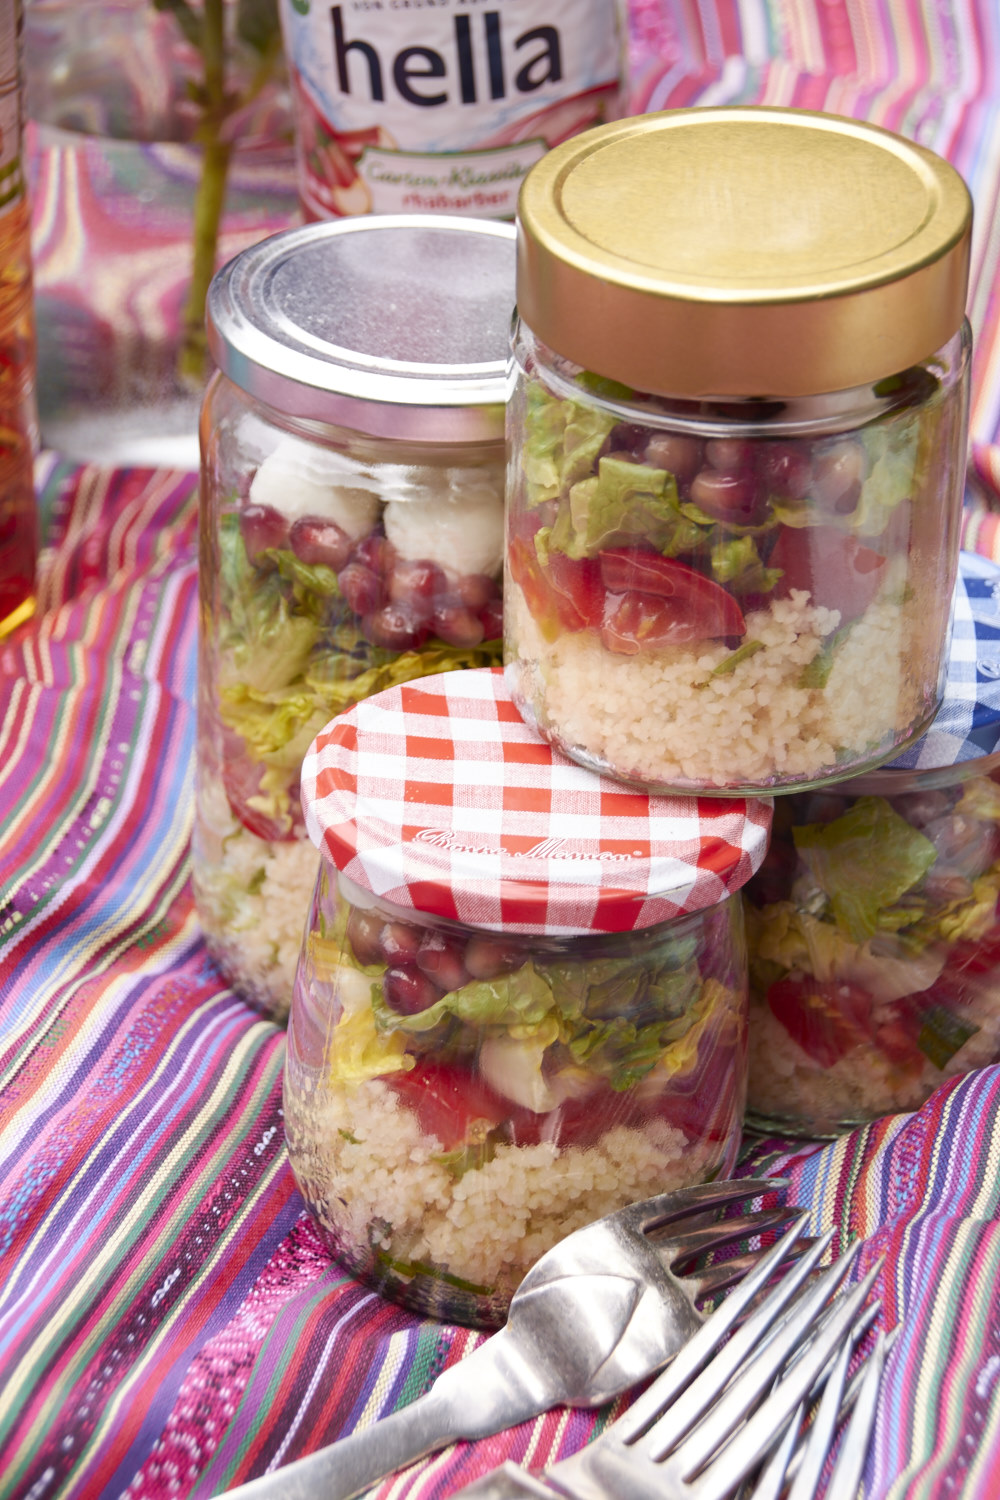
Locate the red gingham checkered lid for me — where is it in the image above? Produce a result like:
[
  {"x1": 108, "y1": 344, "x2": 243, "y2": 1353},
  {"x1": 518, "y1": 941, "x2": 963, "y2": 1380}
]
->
[{"x1": 301, "y1": 669, "x2": 773, "y2": 935}]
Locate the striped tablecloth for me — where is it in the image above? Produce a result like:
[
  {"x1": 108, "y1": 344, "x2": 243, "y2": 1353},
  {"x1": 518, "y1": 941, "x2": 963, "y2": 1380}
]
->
[{"x1": 7, "y1": 3, "x2": 1000, "y2": 1496}]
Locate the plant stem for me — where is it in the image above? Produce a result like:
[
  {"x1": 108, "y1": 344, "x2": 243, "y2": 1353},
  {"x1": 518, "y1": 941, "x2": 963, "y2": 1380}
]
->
[{"x1": 179, "y1": 0, "x2": 231, "y2": 387}]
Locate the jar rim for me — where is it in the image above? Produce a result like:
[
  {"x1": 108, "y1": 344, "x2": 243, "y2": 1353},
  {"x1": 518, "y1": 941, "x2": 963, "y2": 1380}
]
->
[
  {"x1": 206, "y1": 216, "x2": 515, "y2": 443},
  {"x1": 300, "y1": 668, "x2": 773, "y2": 936},
  {"x1": 517, "y1": 107, "x2": 972, "y2": 399}
]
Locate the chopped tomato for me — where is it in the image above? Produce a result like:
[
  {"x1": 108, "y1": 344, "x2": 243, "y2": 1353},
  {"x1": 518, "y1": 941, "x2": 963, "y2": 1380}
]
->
[
  {"x1": 769, "y1": 526, "x2": 887, "y2": 622},
  {"x1": 767, "y1": 977, "x2": 876, "y2": 1068},
  {"x1": 508, "y1": 536, "x2": 603, "y2": 633},
  {"x1": 220, "y1": 730, "x2": 299, "y2": 844},
  {"x1": 598, "y1": 550, "x2": 746, "y2": 646},
  {"x1": 601, "y1": 587, "x2": 741, "y2": 654},
  {"x1": 388, "y1": 1062, "x2": 510, "y2": 1151}
]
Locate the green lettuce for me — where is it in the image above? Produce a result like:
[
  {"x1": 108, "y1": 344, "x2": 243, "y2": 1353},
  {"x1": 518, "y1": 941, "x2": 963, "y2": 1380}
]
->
[
  {"x1": 852, "y1": 416, "x2": 920, "y2": 538},
  {"x1": 522, "y1": 383, "x2": 616, "y2": 507},
  {"x1": 792, "y1": 797, "x2": 937, "y2": 944},
  {"x1": 545, "y1": 456, "x2": 689, "y2": 560},
  {"x1": 709, "y1": 534, "x2": 782, "y2": 593}
]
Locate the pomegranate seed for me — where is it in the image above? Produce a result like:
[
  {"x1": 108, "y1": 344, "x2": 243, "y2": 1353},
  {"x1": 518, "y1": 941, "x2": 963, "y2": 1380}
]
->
[
  {"x1": 455, "y1": 573, "x2": 499, "y2": 609},
  {"x1": 705, "y1": 438, "x2": 754, "y2": 472},
  {"x1": 382, "y1": 966, "x2": 443, "y2": 1016},
  {"x1": 433, "y1": 604, "x2": 486, "y2": 648},
  {"x1": 240, "y1": 503, "x2": 289, "y2": 560},
  {"x1": 479, "y1": 597, "x2": 504, "y2": 640},
  {"x1": 464, "y1": 936, "x2": 523, "y2": 980},
  {"x1": 759, "y1": 443, "x2": 811, "y2": 502},
  {"x1": 643, "y1": 432, "x2": 703, "y2": 479},
  {"x1": 352, "y1": 533, "x2": 395, "y2": 575},
  {"x1": 388, "y1": 558, "x2": 448, "y2": 605},
  {"x1": 813, "y1": 440, "x2": 867, "y2": 515},
  {"x1": 289, "y1": 516, "x2": 353, "y2": 571},
  {"x1": 339, "y1": 561, "x2": 385, "y2": 615},
  {"x1": 346, "y1": 908, "x2": 383, "y2": 966},
  {"x1": 689, "y1": 467, "x2": 762, "y2": 522},
  {"x1": 415, "y1": 931, "x2": 469, "y2": 993},
  {"x1": 362, "y1": 602, "x2": 429, "y2": 651},
  {"x1": 379, "y1": 921, "x2": 423, "y2": 965}
]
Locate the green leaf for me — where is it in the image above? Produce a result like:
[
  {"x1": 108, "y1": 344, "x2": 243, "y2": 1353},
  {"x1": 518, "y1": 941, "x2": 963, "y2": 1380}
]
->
[
  {"x1": 916, "y1": 1005, "x2": 979, "y2": 1070},
  {"x1": 792, "y1": 797, "x2": 938, "y2": 944},
  {"x1": 236, "y1": 0, "x2": 283, "y2": 54},
  {"x1": 711, "y1": 640, "x2": 764, "y2": 677}
]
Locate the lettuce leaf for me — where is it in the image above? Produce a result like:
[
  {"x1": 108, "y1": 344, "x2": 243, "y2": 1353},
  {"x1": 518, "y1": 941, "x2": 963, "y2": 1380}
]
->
[
  {"x1": 792, "y1": 797, "x2": 937, "y2": 943},
  {"x1": 522, "y1": 383, "x2": 616, "y2": 507},
  {"x1": 546, "y1": 457, "x2": 689, "y2": 560},
  {"x1": 749, "y1": 900, "x2": 945, "y2": 1002},
  {"x1": 709, "y1": 534, "x2": 782, "y2": 594}
]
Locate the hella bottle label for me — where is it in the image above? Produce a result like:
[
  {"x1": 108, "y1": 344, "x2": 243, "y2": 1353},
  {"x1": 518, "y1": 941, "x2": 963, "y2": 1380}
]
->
[{"x1": 278, "y1": 0, "x2": 625, "y2": 218}]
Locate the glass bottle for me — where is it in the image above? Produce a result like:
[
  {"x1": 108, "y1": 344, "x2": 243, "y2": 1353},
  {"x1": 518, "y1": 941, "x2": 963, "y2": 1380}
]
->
[
  {"x1": 0, "y1": 0, "x2": 37, "y2": 638},
  {"x1": 276, "y1": 0, "x2": 627, "y2": 221}
]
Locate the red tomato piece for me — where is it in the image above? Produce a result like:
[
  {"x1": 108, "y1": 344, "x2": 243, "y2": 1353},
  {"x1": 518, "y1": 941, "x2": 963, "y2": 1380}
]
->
[
  {"x1": 388, "y1": 1062, "x2": 509, "y2": 1151},
  {"x1": 598, "y1": 550, "x2": 746, "y2": 644},
  {"x1": 600, "y1": 587, "x2": 741, "y2": 654},
  {"x1": 508, "y1": 537, "x2": 603, "y2": 633},
  {"x1": 769, "y1": 526, "x2": 887, "y2": 622},
  {"x1": 220, "y1": 729, "x2": 299, "y2": 843},
  {"x1": 766, "y1": 977, "x2": 876, "y2": 1068}
]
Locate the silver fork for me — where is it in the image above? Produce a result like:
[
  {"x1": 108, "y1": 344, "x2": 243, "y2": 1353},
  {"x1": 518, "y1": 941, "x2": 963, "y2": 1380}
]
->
[
  {"x1": 454, "y1": 1234, "x2": 884, "y2": 1499},
  {"x1": 218, "y1": 1178, "x2": 805, "y2": 1500}
]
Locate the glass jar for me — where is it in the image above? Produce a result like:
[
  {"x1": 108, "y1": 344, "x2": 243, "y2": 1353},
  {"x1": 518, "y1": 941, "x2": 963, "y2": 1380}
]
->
[
  {"x1": 744, "y1": 552, "x2": 1000, "y2": 1137},
  {"x1": 505, "y1": 108, "x2": 973, "y2": 795},
  {"x1": 286, "y1": 667, "x2": 771, "y2": 1327},
  {"x1": 194, "y1": 217, "x2": 514, "y2": 1020}
]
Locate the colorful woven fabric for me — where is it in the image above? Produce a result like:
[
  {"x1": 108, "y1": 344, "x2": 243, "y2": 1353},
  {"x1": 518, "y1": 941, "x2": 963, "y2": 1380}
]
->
[
  {"x1": 7, "y1": 3, "x2": 1000, "y2": 1498},
  {"x1": 301, "y1": 668, "x2": 772, "y2": 934}
]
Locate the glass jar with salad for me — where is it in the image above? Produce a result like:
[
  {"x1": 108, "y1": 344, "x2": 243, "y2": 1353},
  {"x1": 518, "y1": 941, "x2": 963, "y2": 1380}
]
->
[
  {"x1": 745, "y1": 552, "x2": 1000, "y2": 1137},
  {"x1": 287, "y1": 667, "x2": 771, "y2": 1326},
  {"x1": 506, "y1": 108, "x2": 973, "y2": 794},
  {"x1": 195, "y1": 217, "x2": 514, "y2": 1019}
]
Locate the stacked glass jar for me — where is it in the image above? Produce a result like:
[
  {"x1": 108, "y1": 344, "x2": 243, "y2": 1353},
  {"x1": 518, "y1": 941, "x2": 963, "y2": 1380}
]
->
[
  {"x1": 278, "y1": 107, "x2": 978, "y2": 1325},
  {"x1": 505, "y1": 109, "x2": 972, "y2": 795},
  {"x1": 744, "y1": 552, "x2": 1000, "y2": 1137},
  {"x1": 287, "y1": 667, "x2": 771, "y2": 1326},
  {"x1": 194, "y1": 216, "x2": 514, "y2": 1019}
]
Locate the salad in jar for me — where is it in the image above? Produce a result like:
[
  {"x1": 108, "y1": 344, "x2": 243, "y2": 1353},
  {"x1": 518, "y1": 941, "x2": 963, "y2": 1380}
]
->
[
  {"x1": 504, "y1": 334, "x2": 969, "y2": 794},
  {"x1": 745, "y1": 770, "x2": 1000, "y2": 1136},
  {"x1": 285, "y1": 875, "x2": 747, "y2": 1328},
  {"x1": 195, "y1": 435, "x2": 505, "y2": 1018}
]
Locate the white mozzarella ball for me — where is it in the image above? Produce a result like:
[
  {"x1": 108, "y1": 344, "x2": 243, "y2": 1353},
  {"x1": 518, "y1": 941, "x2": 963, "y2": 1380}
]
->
[{"x1": 249, "y1": 436, "x2": 381, "y2": 540}]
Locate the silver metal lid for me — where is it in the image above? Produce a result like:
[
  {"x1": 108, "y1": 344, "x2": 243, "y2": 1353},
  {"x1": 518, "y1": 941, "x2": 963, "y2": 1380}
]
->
[{"x1": 206, "y1": 216, "x2": 516, "y2": 444}]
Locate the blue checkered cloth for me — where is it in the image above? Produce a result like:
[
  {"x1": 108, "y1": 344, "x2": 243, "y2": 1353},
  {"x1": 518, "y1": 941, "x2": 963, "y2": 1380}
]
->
[{"x1": 885, "y1": 550, "x2": 1000, "y2": 770}]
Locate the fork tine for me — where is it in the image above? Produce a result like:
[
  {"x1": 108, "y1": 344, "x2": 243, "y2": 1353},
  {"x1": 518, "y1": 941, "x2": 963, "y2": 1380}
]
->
[
  {"x1": 781, "y1": 1324, "x2": 897, "y2": 1490},
  {"x1": 785, "y1": 1324, "x2": 855, "y2": 1500},
  {"x1": 688, "y1": 1233, "x2": 819, "y2": 1301},
  {"x1": 673, "y1": 1266, "x2": 882, "y2": 1495},
  {"x1": 658, "y1": 1206, "x2": 805, "y2": 1261},
  {"x1": 751, "y1": 1403, "x2": 804, "y2": 1500},
  {"x1": 610, "y1": 1225, "x2": 833, "y2": 1449},
  {"x1": 626, "y1": 1177, "x2": 790, "y2": 1232},
  {"x1": 819, "y1": 1329, "x2": 886, "y2": 1498}
]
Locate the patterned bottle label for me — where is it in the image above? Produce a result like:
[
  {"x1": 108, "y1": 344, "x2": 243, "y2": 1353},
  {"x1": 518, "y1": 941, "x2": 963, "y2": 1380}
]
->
[
  {"x1": 0, "y1": 0, "x2": 24, "y2": 220},
  {"x1": 278, "y1": 0, "x2": 625, "y2": 219}
]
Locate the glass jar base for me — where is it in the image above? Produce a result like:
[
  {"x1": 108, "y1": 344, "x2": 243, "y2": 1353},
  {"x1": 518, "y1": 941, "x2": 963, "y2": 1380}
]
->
[{"x1": 508, "y1": 674, "x2": 942, "y2": 798}]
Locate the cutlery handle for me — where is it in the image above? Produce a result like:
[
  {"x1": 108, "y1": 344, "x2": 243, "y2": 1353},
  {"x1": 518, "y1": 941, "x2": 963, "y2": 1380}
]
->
[{"x1": 217, "y1": 1387, "x2": 460, "y2": 1500}]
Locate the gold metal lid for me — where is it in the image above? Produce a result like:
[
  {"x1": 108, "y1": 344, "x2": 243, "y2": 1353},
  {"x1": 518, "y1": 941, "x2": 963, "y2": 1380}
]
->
[{"x1": 516, "y1": 107, "x2": 972, "y2": 398}]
